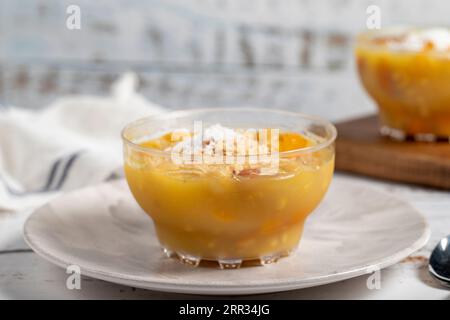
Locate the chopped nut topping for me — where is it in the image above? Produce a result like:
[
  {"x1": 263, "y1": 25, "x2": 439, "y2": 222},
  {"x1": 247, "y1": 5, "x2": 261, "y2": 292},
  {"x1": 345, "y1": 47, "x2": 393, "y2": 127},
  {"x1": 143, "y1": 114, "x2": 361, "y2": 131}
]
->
[{"x1": 234, "y1": 168, "x2": 261, "y2": 177}]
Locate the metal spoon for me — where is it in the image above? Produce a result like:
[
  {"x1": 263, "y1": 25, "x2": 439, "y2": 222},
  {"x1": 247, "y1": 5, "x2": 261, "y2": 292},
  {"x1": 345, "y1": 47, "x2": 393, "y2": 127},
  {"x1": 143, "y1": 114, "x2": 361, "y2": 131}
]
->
[{"x1": 429, "y1": 235, "x2": 450, "y2": 286}]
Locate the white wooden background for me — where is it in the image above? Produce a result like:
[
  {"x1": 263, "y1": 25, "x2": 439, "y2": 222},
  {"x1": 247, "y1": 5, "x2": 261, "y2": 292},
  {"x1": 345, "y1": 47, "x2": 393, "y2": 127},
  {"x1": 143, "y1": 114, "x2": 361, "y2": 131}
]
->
[
  {"x1": 1, "y1": 0, "x2": 449, "y2": 119},
  {"x1": 0, "y1": 0, "x2": 450, "y2": 299}
]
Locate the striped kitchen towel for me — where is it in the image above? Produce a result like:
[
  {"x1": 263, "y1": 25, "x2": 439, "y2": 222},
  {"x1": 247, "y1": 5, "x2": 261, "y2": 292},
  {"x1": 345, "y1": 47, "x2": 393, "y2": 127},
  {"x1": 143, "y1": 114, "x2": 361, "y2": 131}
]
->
[{"x1": 0, "y1": 73, "x2": 164, "y2": 213}]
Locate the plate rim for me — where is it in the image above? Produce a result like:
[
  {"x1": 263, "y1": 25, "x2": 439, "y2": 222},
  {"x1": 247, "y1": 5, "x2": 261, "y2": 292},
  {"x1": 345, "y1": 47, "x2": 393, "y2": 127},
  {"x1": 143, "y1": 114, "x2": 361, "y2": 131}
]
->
[{"x1": 22, "y1": 180, "x2": 431, "y2": 295}]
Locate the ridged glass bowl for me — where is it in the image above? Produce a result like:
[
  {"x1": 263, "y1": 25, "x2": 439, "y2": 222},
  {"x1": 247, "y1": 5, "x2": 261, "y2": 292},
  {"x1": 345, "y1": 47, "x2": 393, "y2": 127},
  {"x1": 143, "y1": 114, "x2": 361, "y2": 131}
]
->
[{"x1": 122, "y1": 108, "x2": 336, "y2": 268}]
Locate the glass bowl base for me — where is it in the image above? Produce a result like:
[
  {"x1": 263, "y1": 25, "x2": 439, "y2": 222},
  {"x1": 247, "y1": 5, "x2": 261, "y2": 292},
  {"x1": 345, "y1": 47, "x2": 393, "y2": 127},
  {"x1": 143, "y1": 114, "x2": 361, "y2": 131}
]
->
[
  {"x1": 162, "y1": 247, "x2": 295, "y2": 269},
  {"x1": 380, "y1": 126, "x2": 450, "y2": 143}
]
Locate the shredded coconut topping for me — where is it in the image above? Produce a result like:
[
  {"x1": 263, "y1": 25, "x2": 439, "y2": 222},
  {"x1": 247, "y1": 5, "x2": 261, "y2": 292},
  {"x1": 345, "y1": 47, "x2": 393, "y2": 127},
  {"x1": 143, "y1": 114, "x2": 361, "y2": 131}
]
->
[
  {"x1": 167, "y1": 124, "x2": 279, "y2": 176},
  {"x1": 171, "y1": 124, "x2": 261, "y2": 156},
  {"x1": 379, "y1": 28, "x2": 450, "y2": 52}
]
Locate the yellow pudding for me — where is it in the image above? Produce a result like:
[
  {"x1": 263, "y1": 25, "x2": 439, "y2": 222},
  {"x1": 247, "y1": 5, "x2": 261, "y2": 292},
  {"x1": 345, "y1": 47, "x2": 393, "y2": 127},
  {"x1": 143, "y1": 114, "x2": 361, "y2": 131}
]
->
[
  {"x1": 122, "y1": 109, "x2": 336, "y2": 268},
  {"x1": 355, "y1": 28, "x2": 450, "y2": 138}
]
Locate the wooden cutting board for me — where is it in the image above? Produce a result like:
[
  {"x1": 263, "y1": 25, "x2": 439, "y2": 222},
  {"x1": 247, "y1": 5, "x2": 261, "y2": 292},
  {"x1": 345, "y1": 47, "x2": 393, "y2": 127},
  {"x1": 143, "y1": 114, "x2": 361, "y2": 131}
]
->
[{"x1": 335, "y1": 115, "x2": 450, "y2": 189}]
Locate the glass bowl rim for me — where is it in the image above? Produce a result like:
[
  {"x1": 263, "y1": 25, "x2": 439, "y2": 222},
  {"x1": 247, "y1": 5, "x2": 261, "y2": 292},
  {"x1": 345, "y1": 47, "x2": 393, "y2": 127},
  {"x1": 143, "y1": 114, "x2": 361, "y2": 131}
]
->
[{"x1": 121, "y1": 107, "x2": 337, "y2": 157}]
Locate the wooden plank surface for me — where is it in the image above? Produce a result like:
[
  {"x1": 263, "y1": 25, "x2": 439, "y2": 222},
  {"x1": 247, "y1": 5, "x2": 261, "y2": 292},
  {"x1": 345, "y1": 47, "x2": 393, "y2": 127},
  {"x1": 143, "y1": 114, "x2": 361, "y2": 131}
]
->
[
  {"x1": 335, "y1": 115, "x2": 450, "y2": 189},
  {"x1": 2, "y1": 0, "x2": 450, "y2": 112}
]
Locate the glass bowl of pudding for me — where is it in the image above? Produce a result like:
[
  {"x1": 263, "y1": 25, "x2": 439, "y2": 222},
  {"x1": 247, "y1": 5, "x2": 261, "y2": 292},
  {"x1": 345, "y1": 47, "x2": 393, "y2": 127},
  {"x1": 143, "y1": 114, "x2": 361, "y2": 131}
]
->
[
  {"x1": 122, "y1": 108, "x2": 336, "y2": 268},
  {"x1": 355, "y1": 27, "x2": 450, "y2": 140}
]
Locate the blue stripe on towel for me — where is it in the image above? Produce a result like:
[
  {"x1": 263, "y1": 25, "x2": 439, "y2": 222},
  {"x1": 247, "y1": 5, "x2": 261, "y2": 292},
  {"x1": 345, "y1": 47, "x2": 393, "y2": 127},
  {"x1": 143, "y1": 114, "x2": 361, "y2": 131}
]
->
[
  {"x1": 0, "y1": 151, "x2": 83, "y2": 196},
  {"x1": 52, "y1": 152, "x2": 81, "y2": 190},
  {"x1": 41, "y1": 158, "x2": 63, "y2": 192}
]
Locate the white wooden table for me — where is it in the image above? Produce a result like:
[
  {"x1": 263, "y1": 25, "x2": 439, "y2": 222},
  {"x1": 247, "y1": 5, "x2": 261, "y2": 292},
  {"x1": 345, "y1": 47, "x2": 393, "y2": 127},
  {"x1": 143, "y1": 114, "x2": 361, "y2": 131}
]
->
[{"x1": 0, "y1": 173, "x2": 449, "y2": 300}]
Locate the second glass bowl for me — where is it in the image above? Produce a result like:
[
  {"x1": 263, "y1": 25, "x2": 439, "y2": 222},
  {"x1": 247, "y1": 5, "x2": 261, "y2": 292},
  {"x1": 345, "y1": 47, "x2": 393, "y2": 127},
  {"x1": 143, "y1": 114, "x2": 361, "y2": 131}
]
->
[{"x1": 355, "y1": 27, "x2": 450, "y2": 140}]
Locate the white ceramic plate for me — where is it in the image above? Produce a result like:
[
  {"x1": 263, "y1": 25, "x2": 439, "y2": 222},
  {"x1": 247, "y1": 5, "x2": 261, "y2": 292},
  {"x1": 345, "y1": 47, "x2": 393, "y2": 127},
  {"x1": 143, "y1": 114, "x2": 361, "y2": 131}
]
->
[{"x1": 23, "y1": 177, "x2": 429, "y2": 295}]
